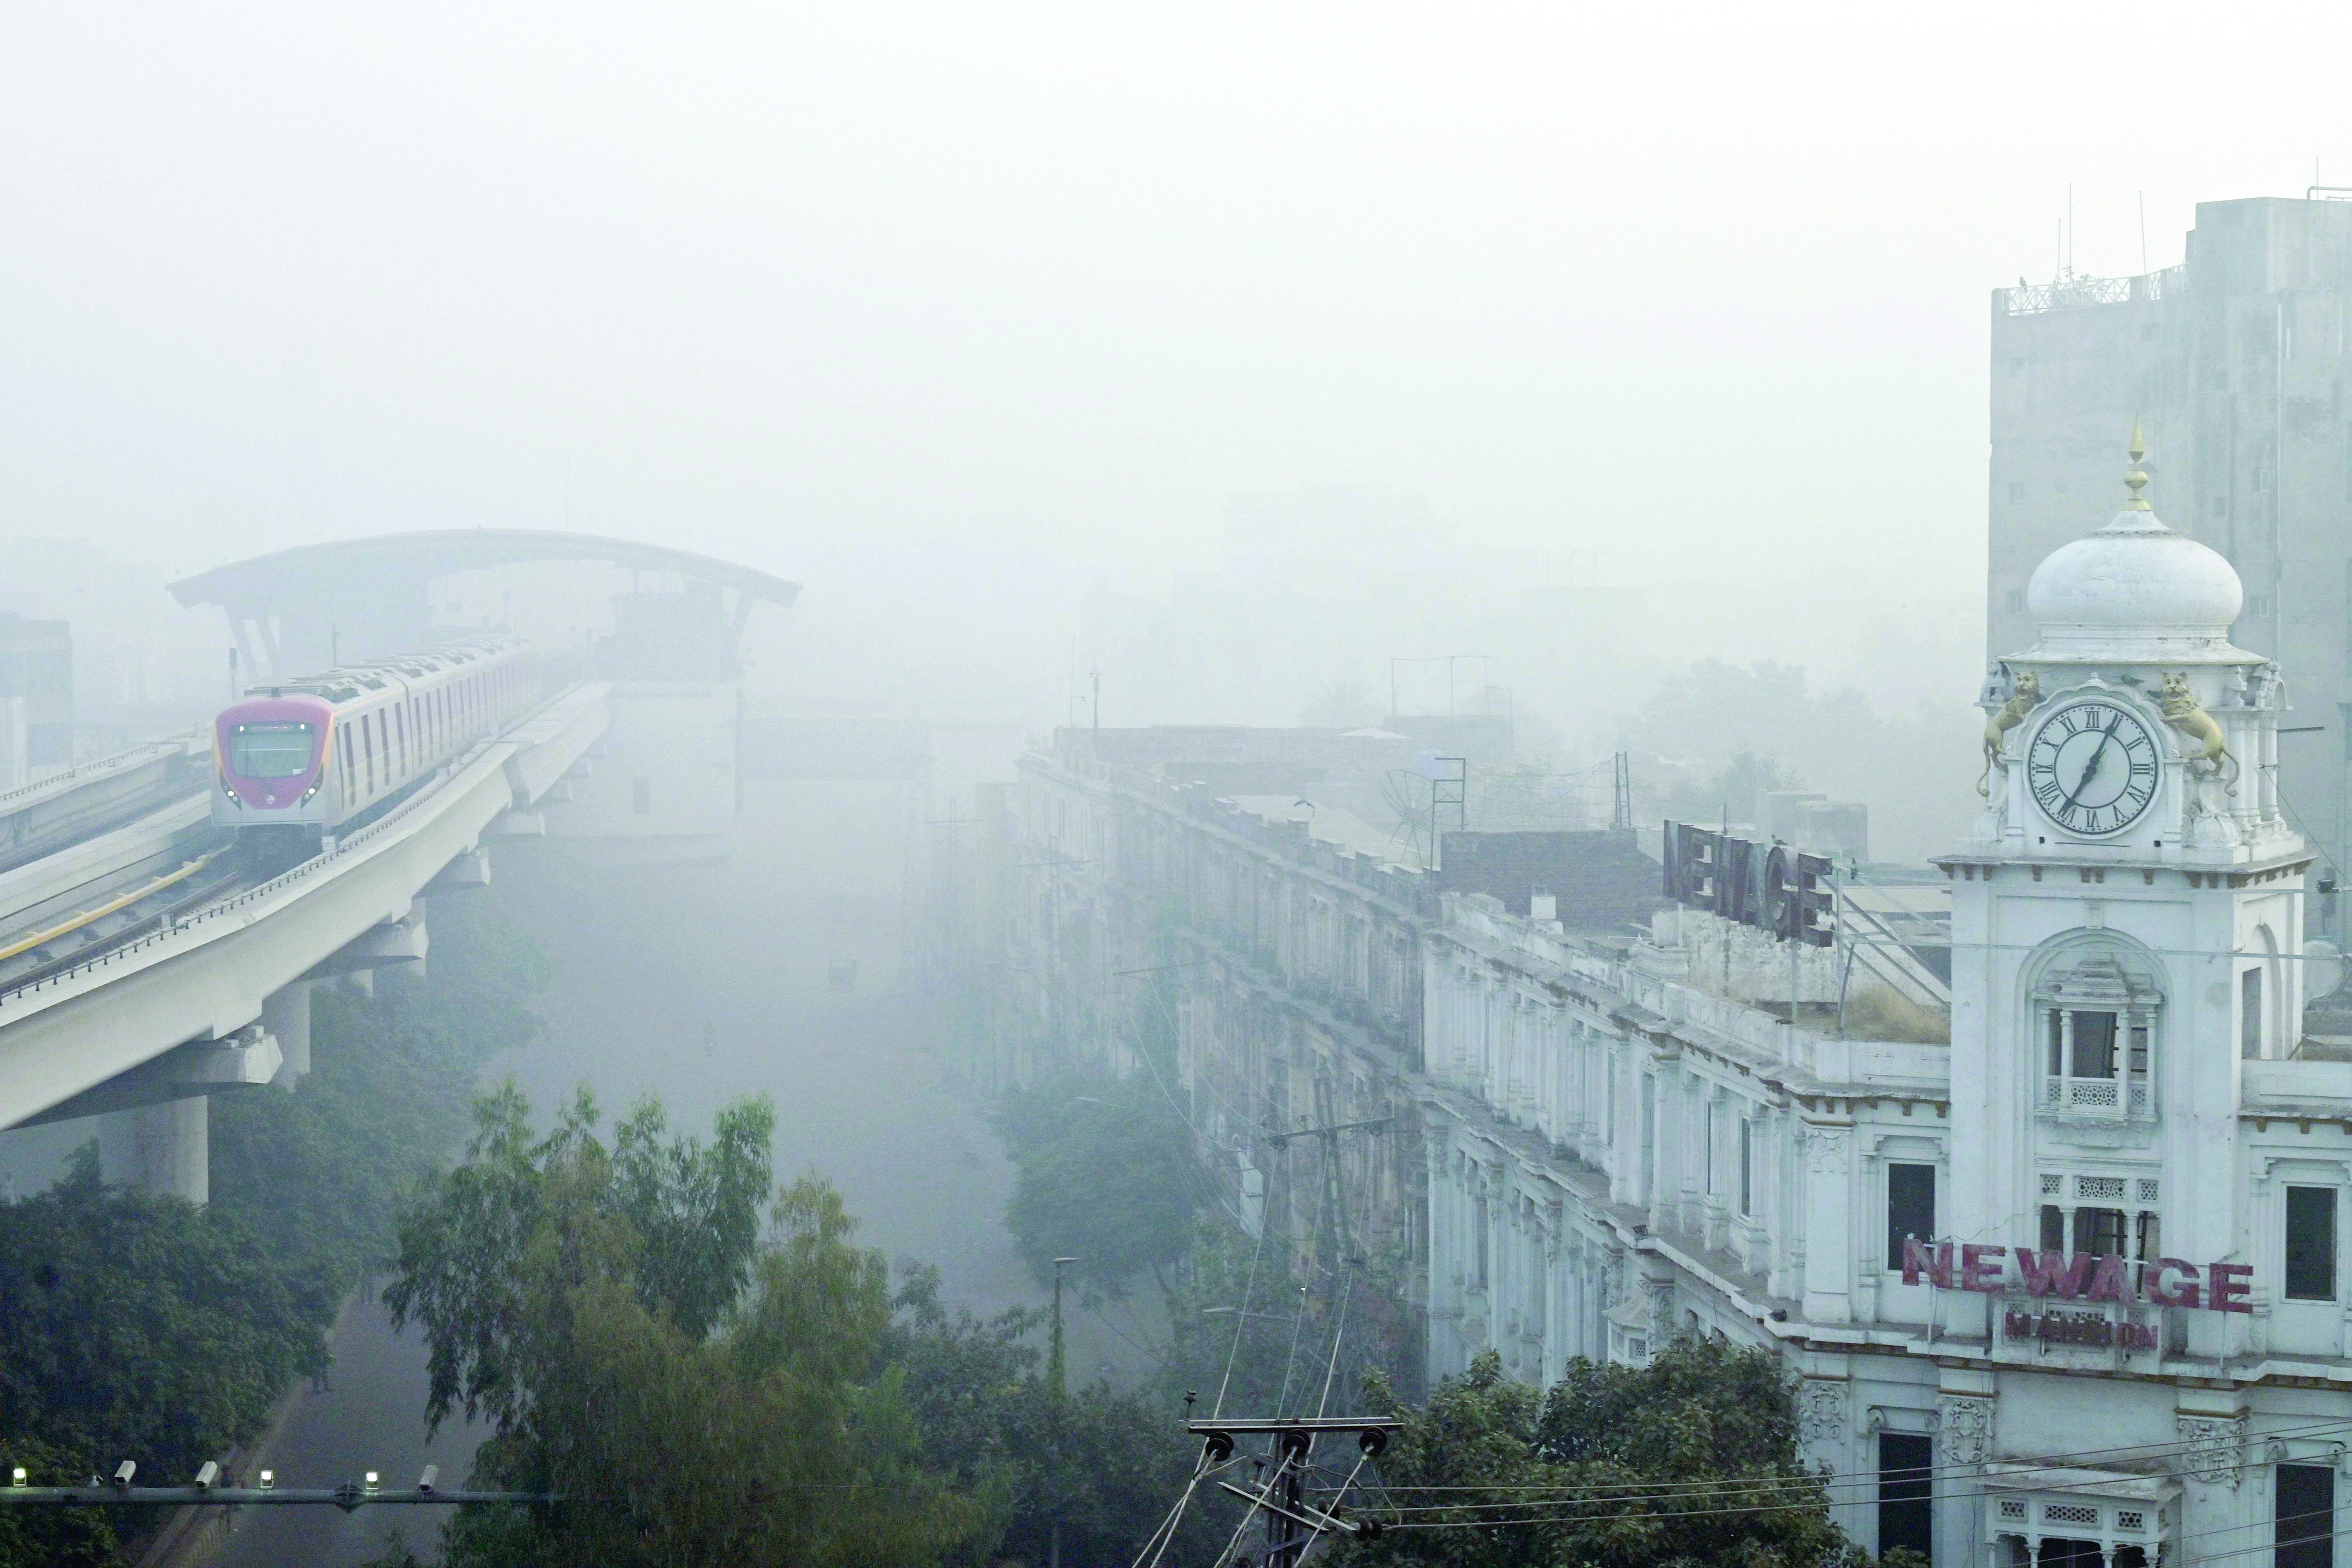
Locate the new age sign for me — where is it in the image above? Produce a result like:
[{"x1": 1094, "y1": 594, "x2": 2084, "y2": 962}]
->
[{"x1": 1902, "y1": 1240, "x2": 2251, "y2": 1313}]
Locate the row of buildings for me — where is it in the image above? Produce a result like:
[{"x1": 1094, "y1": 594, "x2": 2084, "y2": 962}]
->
[{"x1": 928, "y1": 195, "x2": 2352, "y2": 1568}]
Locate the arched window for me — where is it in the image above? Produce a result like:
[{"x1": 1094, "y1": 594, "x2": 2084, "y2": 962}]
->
[{"x1": 2033, "y1": 945, "x2": 2162, "y2": 1123}]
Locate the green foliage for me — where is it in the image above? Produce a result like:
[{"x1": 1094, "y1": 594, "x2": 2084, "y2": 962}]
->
[
  {"x1": 991, "y1": 1066, "x2": 1199, "y2": 1304},
  {"x1": 1618, "y1": 656, "x2": 1981, "y2": 864},
  {"x1": 1333, "y1": 1339, "x2": 1872, "y2": 1568},
  {"x1": 1299, "y1": 678, "x2": 1384, "y2": 730},
  {"x1": 0, "y1": 1432, "x2": 129, "y2": 1567},
  {"x1": 887, "y1": 1265, "x2": 1224, "y2": 1566},
  {"x1": 210, "y1": 897, "x2": 548, "y2": 1286},
  {"x1": 389, "y1": 1088, "x2": 999, "y2": 1568},
  {"x1": 0, "y1": 893, "x2": 549, "y2": 1568},
  {"x1": 383, "y1": 1081, "x2": 776, "y2": 1436},
  {"x1": 0, "y1": 1146, "x2": 326, "y2": 1492},
  {"x1": 1658, "y1": 741, "x2": 1801, "y2": 828},
  {"x1": 1156, "y1": 1217, "x2": 1315, "y2": 1419}
]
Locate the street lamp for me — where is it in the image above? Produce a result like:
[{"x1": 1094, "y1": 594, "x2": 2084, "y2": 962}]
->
[{"x1": 1049, "y1": 1256, "x2": 1080, "y2": 1568}]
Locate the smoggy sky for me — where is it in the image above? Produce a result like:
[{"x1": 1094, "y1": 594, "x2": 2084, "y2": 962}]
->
[{"x1": 3, "y1": 3, "x2": 2347, "y2": 650}]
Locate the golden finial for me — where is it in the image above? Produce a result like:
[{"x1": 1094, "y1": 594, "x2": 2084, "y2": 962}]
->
[{"x1": 2124, "y1": 420, "x2": 2151, "y2": 509}]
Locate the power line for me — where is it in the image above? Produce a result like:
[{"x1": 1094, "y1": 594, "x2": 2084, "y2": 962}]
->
[
  {"x1": 1302, "y1": 1410, "x2": 2352, "y2": 1508},
  {"x1": 1364, "y1": 1426, "x2": 2352, "y2": 1546}
]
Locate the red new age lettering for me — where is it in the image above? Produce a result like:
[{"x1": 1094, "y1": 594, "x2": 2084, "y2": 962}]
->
[
  {"x1": 2147, "y1": 1259, "x2": 2201, "y2": 1309},
  {"x1": 1961, "y1": 1244, "x2": 2007, "y2": 1293},
  {"x1": 2085, "y1": 1254, "x2": 2132, "y2": 1303},
  {"x1": 2208, "y1": 1262, "x2": 2253, "y2": 1314},
  {"x1": 2015, "y1": 1249, "x2": 2093, "y2": 1297},
  {"x1": 1902, "y1": 1238, "x2": 1953, "y2": 1288}
]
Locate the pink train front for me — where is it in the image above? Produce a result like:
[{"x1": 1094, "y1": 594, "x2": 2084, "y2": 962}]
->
[{"x1": 212, "y1": 636, "x2": 538, "y2": 860}]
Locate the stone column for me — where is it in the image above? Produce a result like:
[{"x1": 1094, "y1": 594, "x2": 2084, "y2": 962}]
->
[
  {"x1": 1801, "y1": 1124, "x2": 1853, "y2": 1323},
  {"x1": 264, "y1": 981, "x2": 313, "y2": 1089},
  {"x1": 106, "y1": 1097, "x2": 208, "y2": 1205}
]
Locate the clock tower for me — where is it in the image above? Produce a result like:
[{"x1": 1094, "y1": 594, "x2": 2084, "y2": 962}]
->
[{"x1": 1944, "y1": 429, "x2": 2306, "y2": 1363}]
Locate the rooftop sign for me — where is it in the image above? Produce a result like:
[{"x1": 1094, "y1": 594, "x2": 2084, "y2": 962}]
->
[{"x1": 1661, "y1": 821, "x2": 1833, "y2": 947}]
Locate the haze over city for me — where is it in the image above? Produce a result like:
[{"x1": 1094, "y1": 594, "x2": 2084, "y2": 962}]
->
[{"x1": 3, "y1": 7, "x2": 2352, "y2": 1568}]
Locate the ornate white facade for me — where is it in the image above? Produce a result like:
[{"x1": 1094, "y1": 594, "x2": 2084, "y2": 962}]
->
[{"x1": 1422, "y1": 453, "x2": 2352, "y2": 1567}]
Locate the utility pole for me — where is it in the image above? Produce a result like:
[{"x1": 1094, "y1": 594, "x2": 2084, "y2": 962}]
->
[
  {"x1": 1050, "y1": 1256, "x2": 1077, "y2": 1399},
  {"x1": 227, "y1": 646, "x2": 238, "y2": 701}
]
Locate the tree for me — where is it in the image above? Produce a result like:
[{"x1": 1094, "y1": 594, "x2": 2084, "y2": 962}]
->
[
  {"x1": 1333, "y1": 1339, "x2": 1873, "y2": 1568},
  {"x1": 991, "y1": 1067, "x2": 1199, "y2": 1304},
  {"x1": 0, "y1": 1436, "x2": 125, "y2": 1568},
  {"x1": 0, "y1": 1146, "x2": 328, "y2": 1490},
  {"x1": 1616, "y1": 657, "x2": 1979, "y2": 864},
  {"x1": 386, "y1": 1085, "x2": 999, "y2": 1568},
  {"x1": 1300, "y1": 679, "x2": 1384, "y2": 730},
  {"x1": 886, "y1": 1265, "x2": 1227, "y2": 1566},
  {"x1": 211, "y1": 896, "x2": 549, "y2": 1289}
]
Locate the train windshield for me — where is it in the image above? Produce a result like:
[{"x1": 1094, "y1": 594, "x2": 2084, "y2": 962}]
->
[{"x1": 228, "y1": 722, "x2": 314, "y2": 779}]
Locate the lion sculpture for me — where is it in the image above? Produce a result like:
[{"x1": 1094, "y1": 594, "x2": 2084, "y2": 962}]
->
[
  {"x1": 1977, "y1": 669, "x2": 2041, "y2": 797},
  {"x1": 2161, "y1": 672, "x2": 2238, "y2": 794}
]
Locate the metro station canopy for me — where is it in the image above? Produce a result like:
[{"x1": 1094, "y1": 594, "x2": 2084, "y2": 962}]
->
[{"x1": 170, "y1": 529, "x2": 801, "y2": 683}]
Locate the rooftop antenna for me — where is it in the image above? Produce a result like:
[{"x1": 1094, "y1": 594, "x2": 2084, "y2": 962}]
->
[
  {"x1": 2138, "y1": 190, "x2": 2148, "y2": 275},
  {"x1": 2066, "y1": 182, "x2": 2074, "y2": 278}
]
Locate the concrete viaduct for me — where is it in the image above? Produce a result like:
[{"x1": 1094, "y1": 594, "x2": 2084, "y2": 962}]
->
[{"x1": 0, "y1": 530, "x2": 796, "y2": 1202}]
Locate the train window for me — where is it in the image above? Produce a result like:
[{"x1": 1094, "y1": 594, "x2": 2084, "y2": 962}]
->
[{"x1": 229, "y1": 723, "x2": 313, "y2": 779}]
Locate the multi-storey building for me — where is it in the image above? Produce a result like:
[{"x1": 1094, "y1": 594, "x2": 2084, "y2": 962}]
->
[
  {"x1": 1990, "y1": 194, "x2": 2352, "y2": 934},
  {"x1": 1003, "y1": 735, "x2": 1436, "y2": 1383},
  {"x1": 1000, "y1": 730, "x2": 1669, "y2": 1394},
  {"x1": 1426, "y1": 453, "x2": 2352, "y2": 1568}
]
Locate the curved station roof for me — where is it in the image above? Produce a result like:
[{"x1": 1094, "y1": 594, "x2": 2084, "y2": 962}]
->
[
  {"x1": 170, "y1": 528, "x2": 800, "y2": 615},
  {"x1": 170, "y1": 528, "x2": 800, "y2": 683}
]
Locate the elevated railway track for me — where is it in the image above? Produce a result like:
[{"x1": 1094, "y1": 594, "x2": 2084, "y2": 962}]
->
[{"x1": 0, "y1": 682, "x2": 611, "y2": 1150}]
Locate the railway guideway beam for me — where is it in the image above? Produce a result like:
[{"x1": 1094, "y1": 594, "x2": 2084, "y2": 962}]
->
[
  {"x1": 0, "y1": 683, "x2": 610, "y2": 1199},
  {"x1": 305, "y1": 899, "x2": 429, "y2": 983},
  {"x1": 26, "y1": 1025, "x2": 285, "y2": 1206}
]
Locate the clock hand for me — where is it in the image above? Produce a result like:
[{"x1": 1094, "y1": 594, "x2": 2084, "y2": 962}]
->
[{"x1": 2061, "y1": 713, "x2": 2120, "y2": 811}]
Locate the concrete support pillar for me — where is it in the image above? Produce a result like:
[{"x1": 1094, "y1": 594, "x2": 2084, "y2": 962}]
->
[
  {"x1": 105, "y1": 1098, "x2": 208, "y2": 1205},
  {"x1": 265, "y1": 981, "x2": 313, "y2": 1089}
]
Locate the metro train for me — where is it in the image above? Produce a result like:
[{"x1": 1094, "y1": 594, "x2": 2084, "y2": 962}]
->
[{"x1": 213, "y1": 635, "x2": 539, "y2": 864}]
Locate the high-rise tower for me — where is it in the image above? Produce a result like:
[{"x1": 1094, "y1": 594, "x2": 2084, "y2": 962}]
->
[{"x1": 1989, "y1": 196, "x2": 2352, "y2": 932}]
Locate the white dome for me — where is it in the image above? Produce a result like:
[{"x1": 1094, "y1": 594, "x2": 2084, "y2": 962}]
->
[{"x1": 2024, "y1": 507, "x2": 2248, "y2": 661}]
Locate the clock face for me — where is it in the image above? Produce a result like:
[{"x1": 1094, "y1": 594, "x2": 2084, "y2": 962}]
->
[{"x1": 2025, "y1": 699, "x2": 2162, "y2": 837}]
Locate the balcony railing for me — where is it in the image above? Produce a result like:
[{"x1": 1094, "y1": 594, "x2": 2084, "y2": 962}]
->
[
  {"x1": 1999, "y1": 265, "x2": 2185, "y2": 316},
  {"x1": 2042, "y1": 1075, "x2": 2154, "y2": 1120}
]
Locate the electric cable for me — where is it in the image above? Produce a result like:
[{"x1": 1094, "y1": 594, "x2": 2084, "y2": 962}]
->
[
  {"x1": 1271, "y1": 1281, "x2": 1311, "y2": 1418},
  {"x1": 1313, "y1": 1257, "x2": 1355, "y2": 1421},
  {"x1": 1211, "y1": 1194, "x2": 1273, "y2": 1420},
  {"x1": 1293, "y1": 1412, "x2": 2352, "y2": 1507},
  {"x1": 1367, "y1": 1433, "x2": 2352, "y2": 1545}
]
